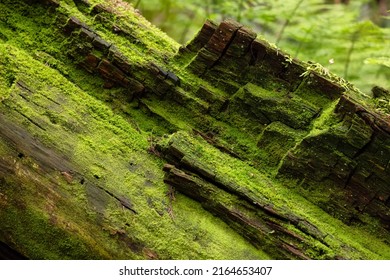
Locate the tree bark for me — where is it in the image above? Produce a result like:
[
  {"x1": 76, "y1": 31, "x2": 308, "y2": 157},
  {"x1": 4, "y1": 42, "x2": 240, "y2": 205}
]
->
[{"x1": 0, "y1": 0, "x2": 389, "y2": 260}]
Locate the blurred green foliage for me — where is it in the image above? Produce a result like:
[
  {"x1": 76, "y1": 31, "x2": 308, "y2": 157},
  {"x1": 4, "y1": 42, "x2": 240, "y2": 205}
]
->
[{"x1": 126, "y1": 0, "x2": 389, "y2": 93}]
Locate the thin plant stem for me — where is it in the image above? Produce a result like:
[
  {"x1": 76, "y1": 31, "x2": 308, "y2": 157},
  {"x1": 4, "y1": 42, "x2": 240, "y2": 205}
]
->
[
  {"x1": 276, "y1": 0, "x2": 305, "y2": 45},
  {"x1": 134, "y1": 0, "x2": 142, "y2": 9},
  {"x1": 294, "y1": 26, "x2": 313, "y2": 59},
  {"x1": 344, "y1": 31, "x2": 359, "y2": 79},
  {"x1": 237, "y1": 0, "x2": 244, "y2": 22}
]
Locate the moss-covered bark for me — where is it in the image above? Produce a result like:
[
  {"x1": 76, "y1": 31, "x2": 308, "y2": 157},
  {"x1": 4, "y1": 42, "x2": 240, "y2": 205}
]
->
[{"x1": 0, "y1": 0, "x2": 388, "y2": 259}]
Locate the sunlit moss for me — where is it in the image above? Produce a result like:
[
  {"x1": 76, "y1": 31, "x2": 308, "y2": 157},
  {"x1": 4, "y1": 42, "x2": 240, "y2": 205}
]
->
[
  {"x1": 0, "y1": 31, "x2": 268, "y2": 259},
  {"x1": 0, "y1": 0, "x2": 388, "y2": 260},
  {"x1": 159, "y1": 131, "x2": 390, "y2": 259}
]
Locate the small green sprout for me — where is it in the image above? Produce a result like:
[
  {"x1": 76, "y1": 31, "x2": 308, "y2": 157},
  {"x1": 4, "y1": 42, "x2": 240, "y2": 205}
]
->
[{"x1": 282, "y1": 54, "x2": 293, "y2": 68}]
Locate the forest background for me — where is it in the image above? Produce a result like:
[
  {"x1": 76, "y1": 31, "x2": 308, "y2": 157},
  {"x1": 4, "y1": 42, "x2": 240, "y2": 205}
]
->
[{"x1": 127, "y1": 0, "x2": 389, "y2": 96}]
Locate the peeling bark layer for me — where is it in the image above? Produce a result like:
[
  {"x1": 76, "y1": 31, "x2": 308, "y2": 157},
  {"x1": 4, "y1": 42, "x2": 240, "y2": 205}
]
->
[{"x1": 0, "y1": 0, "x2": 388, "y2": 259}]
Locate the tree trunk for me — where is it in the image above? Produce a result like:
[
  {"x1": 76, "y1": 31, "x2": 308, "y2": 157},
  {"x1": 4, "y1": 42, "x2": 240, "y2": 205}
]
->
[{"x1": 0, "y1": 0, "x2": 389, "y2": 260}]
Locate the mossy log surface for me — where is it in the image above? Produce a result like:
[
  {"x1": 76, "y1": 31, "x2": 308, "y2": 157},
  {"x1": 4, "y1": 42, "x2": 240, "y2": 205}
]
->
[{"x1": 0, "y1": 0, "x2": 389, "y2": 259}]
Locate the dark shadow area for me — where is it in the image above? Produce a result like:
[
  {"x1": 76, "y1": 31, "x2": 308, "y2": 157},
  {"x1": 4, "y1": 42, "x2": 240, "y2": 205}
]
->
[{"x1": 0, "y1": 241, "x2": 28, "y2": 260}]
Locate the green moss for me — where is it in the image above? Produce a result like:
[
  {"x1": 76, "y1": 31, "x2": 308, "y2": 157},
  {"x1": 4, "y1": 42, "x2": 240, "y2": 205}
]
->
[
  {"x1": 161, "y1": 131, "x2": 390, "y2": 259},
  {"x1": 0, "y1": 207, "x2": 98, "y2": 259},
  {"x1": 0, "y1": 0, "x2": 388, "y2": 260},
  {"x1": 232, "y1": 83, "x2": 321, "y2": 130},
  {"x1": 69, "y1": 0, "x2": 180, "y2": 65},
  {"x1": 141, "y1": 101, "x2": 191, "y2": 131},
  {"x1": 257, "y1": 122, "x2": 306, "y2": 166},
  {"x1": 0, "y1": 36, "x2": 270, "y2": 259},
  {"x1": 308, "y1": 98, "x2": 341, "y2": 136}
]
